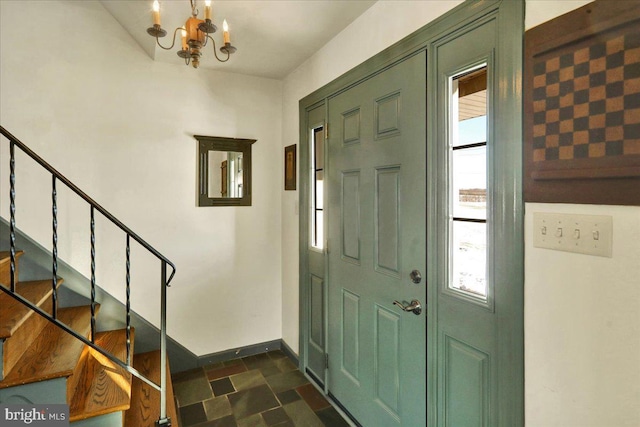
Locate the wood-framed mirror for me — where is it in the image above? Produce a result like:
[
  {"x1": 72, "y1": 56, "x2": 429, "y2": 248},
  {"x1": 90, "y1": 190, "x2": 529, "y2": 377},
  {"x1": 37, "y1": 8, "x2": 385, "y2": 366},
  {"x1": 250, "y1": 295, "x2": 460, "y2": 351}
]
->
[{"x1": 196, "y1": 135, "x2": 257, "y2": 206}]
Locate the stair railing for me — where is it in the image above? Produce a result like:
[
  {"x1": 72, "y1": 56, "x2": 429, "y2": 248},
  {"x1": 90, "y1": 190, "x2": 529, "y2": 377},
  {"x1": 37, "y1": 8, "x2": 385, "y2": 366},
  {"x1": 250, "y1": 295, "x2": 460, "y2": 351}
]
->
[{"x1": 1, "y1": 126, "x2": 176, "y2": 426}]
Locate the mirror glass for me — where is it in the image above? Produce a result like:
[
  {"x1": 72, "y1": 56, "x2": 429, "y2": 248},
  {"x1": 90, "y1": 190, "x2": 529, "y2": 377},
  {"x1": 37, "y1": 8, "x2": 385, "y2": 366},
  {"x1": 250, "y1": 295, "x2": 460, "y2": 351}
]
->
[
  {"x1": 196, "y1": 135, "x2": 256, "y2": 206},
  {"x1": 207, "y1": 150, "x2": 244, "y2": 198}
]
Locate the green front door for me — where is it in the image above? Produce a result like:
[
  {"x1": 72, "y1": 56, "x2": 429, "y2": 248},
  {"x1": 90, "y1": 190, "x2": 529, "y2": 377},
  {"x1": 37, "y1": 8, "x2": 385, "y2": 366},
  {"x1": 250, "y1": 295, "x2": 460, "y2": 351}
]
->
[
  {"x1": 301, "y1": 2, "x2": 523, "y2": 426},
  {"x1": 326, "y1": 51, "x2": 427, "y2": 427}
]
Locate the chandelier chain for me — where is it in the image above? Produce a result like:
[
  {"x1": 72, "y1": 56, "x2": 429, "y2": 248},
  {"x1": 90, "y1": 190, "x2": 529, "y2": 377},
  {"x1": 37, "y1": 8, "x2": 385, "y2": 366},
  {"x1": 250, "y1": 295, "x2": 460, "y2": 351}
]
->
[{"x1": 190, "y1": 0, "x2": 198, "y2": 17}]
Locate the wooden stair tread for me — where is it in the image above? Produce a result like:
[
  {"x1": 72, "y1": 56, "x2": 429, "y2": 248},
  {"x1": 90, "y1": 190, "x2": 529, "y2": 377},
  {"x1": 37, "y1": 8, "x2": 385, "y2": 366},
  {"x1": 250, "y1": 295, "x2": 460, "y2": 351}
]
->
[
  {"x1": 0, "y1": 250, "x2": 24, "y2": 287},
  {"x1": 0, "y1": 250, "x2": 23, "y2": 267},
  {"x1": 69, "y1": 328, "x2": 135, "y2": 422},
  {"x1": 124, "y1": 350, "x2": 180, "y2": 427},
  {"x1": 0, "y1": 250, "x2": 23, "y2": 263},
  {"x1": 0, "y1": 279, "x2": 63, "y2": 339},
  {"x1": 0, "y1": 305, "x2": 95, "y2": 388}
]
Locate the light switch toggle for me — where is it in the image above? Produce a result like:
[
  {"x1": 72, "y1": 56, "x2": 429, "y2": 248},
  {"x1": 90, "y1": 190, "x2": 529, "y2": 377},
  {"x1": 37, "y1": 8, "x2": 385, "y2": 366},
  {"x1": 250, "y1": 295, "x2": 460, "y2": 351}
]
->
[{"x1": 533, "y1": 212, "x2": 612, "y2": 257}]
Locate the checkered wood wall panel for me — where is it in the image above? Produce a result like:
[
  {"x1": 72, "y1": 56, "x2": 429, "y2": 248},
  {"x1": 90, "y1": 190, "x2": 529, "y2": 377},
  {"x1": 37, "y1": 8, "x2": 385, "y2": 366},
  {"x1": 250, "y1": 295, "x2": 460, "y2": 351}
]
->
[{"x1": 524, "y1": 0, "x2": 640, "y2": 205}]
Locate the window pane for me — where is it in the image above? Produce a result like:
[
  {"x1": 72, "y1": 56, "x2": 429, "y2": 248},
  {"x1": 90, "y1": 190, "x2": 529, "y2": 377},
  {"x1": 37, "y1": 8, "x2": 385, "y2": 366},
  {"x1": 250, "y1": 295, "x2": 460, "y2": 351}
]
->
[
  {"x1": 315, "y1": 128, "x2": 324, "y2": 170},
  {"x1": 451, "y1": 220, "x2": 487, "y2": 298},
  {"x1": 457, "y1": 115, "x2": 486, "y2": 146},
  {"x1": 453, "y1": 67, "x2": 487, "y2": 148},
  {"x1": 452, "y1": 146, "x2": 486, "y2": 220},
  {"x1": 315, "y1": 170, "x2": 324, "y2": 210}
]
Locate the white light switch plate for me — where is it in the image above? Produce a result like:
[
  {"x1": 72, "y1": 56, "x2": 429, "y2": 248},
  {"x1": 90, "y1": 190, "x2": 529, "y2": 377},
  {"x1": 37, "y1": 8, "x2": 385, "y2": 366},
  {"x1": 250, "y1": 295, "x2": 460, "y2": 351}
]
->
[{"x1": 533, "y1": 212, "x2": 613, "y2": 257}]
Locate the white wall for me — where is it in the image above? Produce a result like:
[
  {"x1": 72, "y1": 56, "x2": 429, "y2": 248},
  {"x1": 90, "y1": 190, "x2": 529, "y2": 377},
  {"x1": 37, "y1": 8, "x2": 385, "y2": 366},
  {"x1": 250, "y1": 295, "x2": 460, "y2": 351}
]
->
[
  {"x1": 280, "y1": 0, "x2": 463, "y2": 357},
  {"x1": 525, "y1": 2, "x2": 640, "y2": 426},
  {"x1": 0, "y1": 0, "x2": 283, "y2": 356},
  {"x1": 525, "y1": 0, "x2": 591, "y2": 31},
  {"x1": 525, "y1": 204, "x2": 640, "y2": 426}
]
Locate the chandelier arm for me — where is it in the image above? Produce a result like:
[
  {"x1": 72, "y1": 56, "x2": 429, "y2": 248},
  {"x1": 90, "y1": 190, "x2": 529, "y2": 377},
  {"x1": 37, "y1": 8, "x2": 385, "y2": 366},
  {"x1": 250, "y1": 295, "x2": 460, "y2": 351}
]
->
[
  {"x1": 207, "y1": 36, "x2": 231, "y2": 63},
  {"x1": 155, "y1": 27, "x2": 184, "y2": 51}
]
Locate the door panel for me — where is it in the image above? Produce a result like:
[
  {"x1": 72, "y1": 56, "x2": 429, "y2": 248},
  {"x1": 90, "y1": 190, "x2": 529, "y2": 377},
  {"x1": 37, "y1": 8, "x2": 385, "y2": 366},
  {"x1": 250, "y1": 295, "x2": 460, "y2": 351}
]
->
[
  {"x1": 341, "y1": 171, "x2": 361, "y2": 262},
  {"x1": 375, "y1": 166, "x2": 401, "y2": 275},
  {"x1": 309, "y1": 275, "x2": 324, "y2": 350},
  {"x1": 327, "y1": 51, "x2": 426, "y2": 427},
  {"x1": 342, "y1": 289, "x2": 360, "y2": 382},
  {"x1": 444, "y1": 335, "x2": 490, "y2": 427},
  {"x1": 375, "y1": 305, "x2": 401, "y2": 415}
]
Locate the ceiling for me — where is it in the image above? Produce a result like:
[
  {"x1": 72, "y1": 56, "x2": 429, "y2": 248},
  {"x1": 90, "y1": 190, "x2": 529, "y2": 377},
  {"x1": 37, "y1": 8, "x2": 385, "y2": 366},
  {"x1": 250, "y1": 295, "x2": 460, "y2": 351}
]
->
[{"x1": 100, "y1": 0, "x2": 377, "y2": 79}]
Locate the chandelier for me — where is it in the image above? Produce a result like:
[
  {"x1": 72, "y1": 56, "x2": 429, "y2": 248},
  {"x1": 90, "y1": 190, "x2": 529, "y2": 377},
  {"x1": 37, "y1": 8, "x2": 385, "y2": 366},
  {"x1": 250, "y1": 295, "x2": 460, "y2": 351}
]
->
[{"x1": 146, "y1": 0, "x2": 237, "y2": 69}]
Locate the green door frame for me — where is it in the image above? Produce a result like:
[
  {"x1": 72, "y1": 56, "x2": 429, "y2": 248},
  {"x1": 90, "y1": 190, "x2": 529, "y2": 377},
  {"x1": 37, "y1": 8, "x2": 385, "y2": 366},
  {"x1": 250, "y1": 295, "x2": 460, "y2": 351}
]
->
[{"x1": 298, "y1": 1, "x2": 524, "y2": 424}]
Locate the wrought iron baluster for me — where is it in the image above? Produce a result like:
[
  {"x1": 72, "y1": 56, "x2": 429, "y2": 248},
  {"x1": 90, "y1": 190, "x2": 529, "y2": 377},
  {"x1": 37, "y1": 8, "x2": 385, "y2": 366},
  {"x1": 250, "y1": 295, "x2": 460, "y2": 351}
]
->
[
  {"x1": 126, "y1": 234, "x2": 131, "y2": 366},
  {"x1": 9, "y1": 141, "x2": 16, "y2": 292},
  {"x1": 90, "y1": 206, "x2": 96, "y2": 344},
  {"x1": 52, "y1": 175, "x2": 58, "y2": 319},
  {"x1": 160, "y1": 260, "x2": 168, "y2": 424}
]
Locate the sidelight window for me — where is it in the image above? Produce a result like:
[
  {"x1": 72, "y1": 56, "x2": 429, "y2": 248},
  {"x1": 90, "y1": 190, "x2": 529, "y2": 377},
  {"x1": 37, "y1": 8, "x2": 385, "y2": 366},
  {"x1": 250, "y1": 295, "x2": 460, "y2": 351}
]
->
[
  {"x1": 449, "y1": 65, "x2": 488, "y2": 299},
  {"x1": 311, "y1": 126, "x2": 324, "y2": 249}
]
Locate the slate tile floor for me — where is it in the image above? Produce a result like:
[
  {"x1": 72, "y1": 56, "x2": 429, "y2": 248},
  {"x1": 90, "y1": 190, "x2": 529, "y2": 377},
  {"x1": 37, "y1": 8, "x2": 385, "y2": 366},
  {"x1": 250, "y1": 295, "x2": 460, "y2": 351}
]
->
[{"x1": 172, "y1": 350, "x2": 351, "y2": 427}]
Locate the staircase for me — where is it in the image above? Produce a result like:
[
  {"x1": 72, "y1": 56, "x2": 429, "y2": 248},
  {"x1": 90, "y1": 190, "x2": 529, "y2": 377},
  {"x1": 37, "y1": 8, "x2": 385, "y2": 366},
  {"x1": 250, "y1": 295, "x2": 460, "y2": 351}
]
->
[
  {"x1": 0, "y1": 251, "x2": 180, "y2": 426},
  {"x1": 0, "y1": 126, "x2": 179, "y2": 426}
]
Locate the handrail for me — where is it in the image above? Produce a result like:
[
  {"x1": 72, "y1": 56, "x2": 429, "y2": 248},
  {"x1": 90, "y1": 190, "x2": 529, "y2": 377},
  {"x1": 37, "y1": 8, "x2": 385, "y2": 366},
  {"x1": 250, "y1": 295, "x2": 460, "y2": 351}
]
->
[
  {"x1": 1, "y1": 125, "x2": 175, "y2": 425},
  {"x1": 0, "y1": 126, "x2": 176, "y2": 284}
]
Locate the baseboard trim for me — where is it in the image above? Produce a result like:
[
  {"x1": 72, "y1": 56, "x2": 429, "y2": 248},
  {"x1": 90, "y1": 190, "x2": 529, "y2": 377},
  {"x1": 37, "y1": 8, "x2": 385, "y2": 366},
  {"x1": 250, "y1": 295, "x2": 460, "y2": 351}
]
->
[
  {"x1": 197, "y1": 339, "x2": 281, "y2": 366},
  {"x1": 280, "y1": 339, "x2": 299, "y2": 366},
  {"x1": 196, "y1": 339, "x2": 298, "y2": 367}
]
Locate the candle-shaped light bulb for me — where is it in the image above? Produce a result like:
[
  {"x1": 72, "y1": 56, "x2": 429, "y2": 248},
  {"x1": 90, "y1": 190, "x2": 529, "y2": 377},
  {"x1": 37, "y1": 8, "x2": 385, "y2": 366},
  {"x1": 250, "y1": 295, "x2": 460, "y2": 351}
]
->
[
  {"x1": 181, "y1": 27, "x2": 187, "y2": 50},
  {"x1": 152, "y1": 0, "x2": 161, "y2": 26},
  {"x1": 204, "y1": 0, "x2": 212, "y2": 20},
  {"x1": 223, "y1": 19, "x2": 230, "y2": 44}
]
